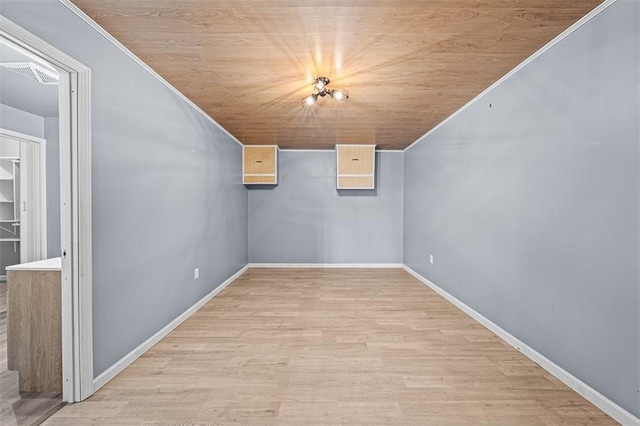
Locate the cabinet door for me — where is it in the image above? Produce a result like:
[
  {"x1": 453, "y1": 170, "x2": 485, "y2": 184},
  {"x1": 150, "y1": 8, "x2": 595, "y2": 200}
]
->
[
  {"x1": 337, "y1": 145, "x2": 374, "y2": 176},
  {"x1": 244, "y1": 146, "x2": 276, "y2": 175}
]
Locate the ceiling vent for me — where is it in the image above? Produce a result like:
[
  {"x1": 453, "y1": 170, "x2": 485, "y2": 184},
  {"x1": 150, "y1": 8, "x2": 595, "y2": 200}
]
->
[{"x1": 0, "y1": 62, "x2": 59, "y2": 85}]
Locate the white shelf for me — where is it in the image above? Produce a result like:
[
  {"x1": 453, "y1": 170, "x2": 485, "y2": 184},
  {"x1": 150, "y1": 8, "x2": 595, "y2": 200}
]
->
[{"x1": 0, "y1": 238, "x2": 20, "y2": 242}]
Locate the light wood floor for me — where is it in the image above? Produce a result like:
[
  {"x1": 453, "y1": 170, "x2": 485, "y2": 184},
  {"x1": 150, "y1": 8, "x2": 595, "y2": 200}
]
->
[
  {"x1": 0, "y1": 281, "x2": 64, "y2": 426},
  {"x1": 45, "y1": 269, "x2": 614, "y2": 425}
]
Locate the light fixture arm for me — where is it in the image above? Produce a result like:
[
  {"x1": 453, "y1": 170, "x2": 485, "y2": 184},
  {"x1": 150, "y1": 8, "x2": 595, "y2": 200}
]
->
[{"x1": 302, "y1": 77, "x2": 349, "y2": 107}]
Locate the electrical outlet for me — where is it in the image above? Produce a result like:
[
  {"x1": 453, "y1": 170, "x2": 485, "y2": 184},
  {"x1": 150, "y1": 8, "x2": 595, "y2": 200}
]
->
[
  {"x1": 429, "y1": 255, "x2": 434, "y2": 264},
  {"x1": 194, "y1": 267, "x2": 199, "y2": 280}
]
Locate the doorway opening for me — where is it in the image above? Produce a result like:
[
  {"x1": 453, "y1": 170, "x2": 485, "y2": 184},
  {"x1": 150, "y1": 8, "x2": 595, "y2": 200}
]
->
[
  {"x1": 0, "y1": 129, "x2": 51, "y2": 267},
  {"x1": 0, "y1": 14, "x2": 93, "y2": 412}
]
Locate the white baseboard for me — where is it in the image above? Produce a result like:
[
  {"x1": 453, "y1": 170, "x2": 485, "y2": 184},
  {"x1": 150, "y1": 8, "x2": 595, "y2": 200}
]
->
[
  {"x1": 402, "y1": 264, "x2": 640, "y2": 426},
  {"x1": 92, "y1": 264, "x2": 249, "y2": 392},
  {"x1": 248, "y1": 263, "x2": 403, "y2": 268}
]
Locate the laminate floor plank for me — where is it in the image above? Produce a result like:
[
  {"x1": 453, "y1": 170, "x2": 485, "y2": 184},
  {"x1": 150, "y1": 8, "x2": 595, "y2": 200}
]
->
[{"x1": 45, "y1": 268, "x2": 615, "y2": 425}]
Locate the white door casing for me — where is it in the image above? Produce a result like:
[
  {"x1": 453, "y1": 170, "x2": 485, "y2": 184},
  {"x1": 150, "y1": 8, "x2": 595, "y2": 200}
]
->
[{"x1": 0, "y1": 16, "x2": 93, "y2": 402}]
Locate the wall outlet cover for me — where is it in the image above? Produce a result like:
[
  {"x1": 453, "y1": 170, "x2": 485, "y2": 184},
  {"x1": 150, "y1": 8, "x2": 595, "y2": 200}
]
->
[{"x1": 194, "y1": 267, "x2": 199, "y2": 279}]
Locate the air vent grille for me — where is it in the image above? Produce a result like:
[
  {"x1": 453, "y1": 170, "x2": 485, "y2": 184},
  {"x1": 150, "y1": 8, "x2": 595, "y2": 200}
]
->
[{"x1": 0, "y1": 62, "x2": 59, "y2": 85}]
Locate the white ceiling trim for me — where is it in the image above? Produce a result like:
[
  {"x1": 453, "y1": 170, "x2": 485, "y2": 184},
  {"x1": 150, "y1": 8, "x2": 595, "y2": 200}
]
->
[
  {"x1": 57, "y1": 0, "x2": 243, "y2": 147},
  {"x1": 403, "y1": 0, "x2": 617, "y2": 152},
  {"x1": 58, "y1": 0, "x2": 615, "y2": 153}
]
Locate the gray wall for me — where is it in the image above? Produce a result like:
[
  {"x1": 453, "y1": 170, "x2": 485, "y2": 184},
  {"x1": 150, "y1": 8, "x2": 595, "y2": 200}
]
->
[
  {"x1": 3, "y1": 0, "x2": 638, "y2": 417},
  {"x1": 1, "y1": 0, "x2": 249, "y2": 376},
  {"x1": 249, "y1": 151, "x2": 403, "y2": 264},
  {"x1": 404, "y1": 0, "x2": 639, "y2": 417},
  {"x1": 0, "y1": 103, "x2": 44, "y2": 138}
]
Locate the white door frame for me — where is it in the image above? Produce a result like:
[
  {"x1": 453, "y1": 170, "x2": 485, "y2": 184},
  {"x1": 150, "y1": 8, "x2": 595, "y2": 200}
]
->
[
  {"x1": 0, "y1": 128, "x2": 48, "y2": 262},
  {"x1": 0, "y1": 17, "x2": 93, "y2": 402}
]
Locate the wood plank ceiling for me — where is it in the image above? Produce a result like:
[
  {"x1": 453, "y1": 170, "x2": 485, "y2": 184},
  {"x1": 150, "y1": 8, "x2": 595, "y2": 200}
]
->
[{"x1": 72, "y1": 0, "x2": 602, "y2": 150}]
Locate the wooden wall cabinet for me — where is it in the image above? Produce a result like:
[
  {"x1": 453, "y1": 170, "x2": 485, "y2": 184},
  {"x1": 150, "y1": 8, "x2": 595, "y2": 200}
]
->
[
  {"x1": 243, "y1": 145, "x2": 279, "y2": 185},
  {"x1": 336, "y1": 144, "x2": 376, "y2": 189}
]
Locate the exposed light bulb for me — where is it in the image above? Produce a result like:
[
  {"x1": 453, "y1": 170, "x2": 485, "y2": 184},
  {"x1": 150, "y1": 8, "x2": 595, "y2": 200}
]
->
[
  {"x1": 302, "y1": 95, "x2": 317, "y2": 107},
  {"x1": 301, "y1": 77, "x2": 348, "y2": 107},
  {"x1": 333, "y1": 89, "x2": 349, "y2": 103},
  {"x1": 314, "y1": 77, "x2": 330, "y2": 92}
]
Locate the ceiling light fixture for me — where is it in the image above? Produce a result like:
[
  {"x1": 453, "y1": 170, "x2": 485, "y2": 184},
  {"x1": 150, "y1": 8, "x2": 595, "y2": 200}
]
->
[
  {"x1": 0, "y1": 62, "x2": 59, "y2": 85},
  {"x1": 301, "y1": 77, "x2": 349, "y2": 107}
]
